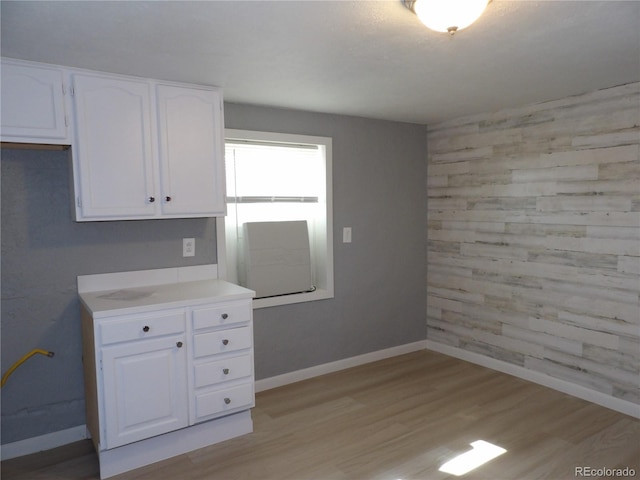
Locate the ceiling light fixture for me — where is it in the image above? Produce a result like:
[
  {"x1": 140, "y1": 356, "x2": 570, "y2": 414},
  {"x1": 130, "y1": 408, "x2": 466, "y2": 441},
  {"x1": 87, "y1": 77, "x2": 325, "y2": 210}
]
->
[{"x1": 402, "y1": 0, "x2": 490, "y2": 35}]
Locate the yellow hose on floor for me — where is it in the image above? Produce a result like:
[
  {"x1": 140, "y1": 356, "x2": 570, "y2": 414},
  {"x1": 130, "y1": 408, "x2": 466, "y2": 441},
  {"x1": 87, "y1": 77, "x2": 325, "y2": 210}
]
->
[{"x1": 1, "y1": 349, "x2": 54, "y2": 387}]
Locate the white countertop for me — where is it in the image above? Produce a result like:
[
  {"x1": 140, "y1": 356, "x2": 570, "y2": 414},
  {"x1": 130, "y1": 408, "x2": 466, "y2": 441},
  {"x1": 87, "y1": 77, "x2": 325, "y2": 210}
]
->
[{"x1": 78, "y1": 266, "x2": 255, "y2": 317}]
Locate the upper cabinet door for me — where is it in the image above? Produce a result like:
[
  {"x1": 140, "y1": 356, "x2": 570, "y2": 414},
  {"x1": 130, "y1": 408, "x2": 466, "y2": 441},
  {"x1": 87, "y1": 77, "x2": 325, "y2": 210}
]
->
[
  {"x1": 156, "y1": 85, "x2": 226, "y2": 216},
  {"x1": 1, "y1": 61, "x2": 69, "y2": 143},
  {"x1": 72, "y1": 74, "x2": 157, "y2": 219}
]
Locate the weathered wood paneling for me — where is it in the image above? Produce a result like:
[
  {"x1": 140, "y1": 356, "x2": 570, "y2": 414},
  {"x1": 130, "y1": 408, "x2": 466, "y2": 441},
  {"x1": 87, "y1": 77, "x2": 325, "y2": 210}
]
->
[{"x1": 427, "y1": 82, "x2": 640, "y2": 404}]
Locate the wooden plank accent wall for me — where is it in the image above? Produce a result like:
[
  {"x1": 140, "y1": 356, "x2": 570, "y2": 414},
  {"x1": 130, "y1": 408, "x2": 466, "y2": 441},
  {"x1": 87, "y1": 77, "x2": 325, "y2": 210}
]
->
[{"x1": 427, "y1": 82, "x2": 640, "y2": 404}]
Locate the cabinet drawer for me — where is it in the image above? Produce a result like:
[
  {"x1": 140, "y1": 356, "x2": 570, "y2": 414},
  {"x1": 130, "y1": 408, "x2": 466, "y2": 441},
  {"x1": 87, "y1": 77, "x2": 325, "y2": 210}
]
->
[
  {"x1": 193, "y1": 326, "x2": 251, "y2": 358},
  {"x1": 100, "y1": 312, "x2": 185, "y2": 345},
  {"x1": 192, "y1": 302, "x2": 250, "y2": 330},
  {"x1": 194, "y1": 355, "x2": 252, "y2": 389},
  {"x1": 195, "y1": 383, "x2": 253, "y2": 420}
]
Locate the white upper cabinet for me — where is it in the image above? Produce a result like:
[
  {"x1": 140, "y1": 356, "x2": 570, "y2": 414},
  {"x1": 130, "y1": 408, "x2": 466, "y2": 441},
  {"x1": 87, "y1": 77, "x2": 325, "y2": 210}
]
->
[
  {"x1": 72, "y1": 73, "x2": 157, "y2": 218},
  {"x1": 156, "y1": 85, "x2": 226, "y2": 216},
  {"x1": 2, "y1": 59, "x2": 226, "y2": 221},
  {"x1": 1, "y1": 59, "x2": 69, "y2": 144},
  {"x1": 70, "y1": 72, "x2": 226, "y2": 221}
]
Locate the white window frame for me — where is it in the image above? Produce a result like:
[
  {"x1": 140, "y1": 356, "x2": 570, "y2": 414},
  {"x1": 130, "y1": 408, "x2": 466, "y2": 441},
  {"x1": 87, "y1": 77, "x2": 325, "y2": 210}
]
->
[{"x1": 216, "y1": 129, "x2": 334, "y2": 309}]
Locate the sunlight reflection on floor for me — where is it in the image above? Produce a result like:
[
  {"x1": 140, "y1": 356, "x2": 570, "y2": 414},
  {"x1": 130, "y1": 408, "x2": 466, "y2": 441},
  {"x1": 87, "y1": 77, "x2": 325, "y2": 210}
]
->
[{"x1": 438, "y1": 440, "x2": 507, "y2": 476}]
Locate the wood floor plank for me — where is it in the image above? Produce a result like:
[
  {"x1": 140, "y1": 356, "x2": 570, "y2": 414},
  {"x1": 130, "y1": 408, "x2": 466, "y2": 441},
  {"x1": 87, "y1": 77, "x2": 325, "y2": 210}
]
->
[{"x1": 1, "y1": 350, "x2": 638, "y2": 480}]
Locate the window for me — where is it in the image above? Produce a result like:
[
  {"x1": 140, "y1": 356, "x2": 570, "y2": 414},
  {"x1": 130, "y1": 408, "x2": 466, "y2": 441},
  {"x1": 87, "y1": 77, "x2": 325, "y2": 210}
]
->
[{"x1": 218, "y1": 129, "x2": 333, "y2": 308}]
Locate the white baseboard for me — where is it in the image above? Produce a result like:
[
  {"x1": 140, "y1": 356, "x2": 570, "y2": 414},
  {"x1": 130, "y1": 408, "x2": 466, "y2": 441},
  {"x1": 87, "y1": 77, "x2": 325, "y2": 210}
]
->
[
  {"x1": 6, "y1": 338, "x2": 635, "y2": 462},
  {"x1": 255, "y1": 340, "x2": 428, "y2": 392},
  {"x1": 1, "y1": 341, "x2": 426, "y2": 461},
  {"x1": 1, "y1": 424, "x2": 89, "y2": 461},
  {"x1": 98, "y1": 410, "x2": 252, "y2": 478},
  {"x1": 426, "y1": 340, "x2": 640, "y2": 419}
]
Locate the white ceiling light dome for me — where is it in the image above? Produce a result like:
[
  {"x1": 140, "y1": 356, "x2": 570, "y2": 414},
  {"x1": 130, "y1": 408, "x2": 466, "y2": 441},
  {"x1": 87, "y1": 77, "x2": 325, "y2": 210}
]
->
[{"x1": 404, "y1": 0, "x2": 490, "y2": 35}]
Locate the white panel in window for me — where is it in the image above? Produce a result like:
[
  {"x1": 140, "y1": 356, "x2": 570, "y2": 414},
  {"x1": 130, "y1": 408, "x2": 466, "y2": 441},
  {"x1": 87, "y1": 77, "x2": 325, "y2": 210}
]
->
[{"x1": 243, "y1": 221, "x2": 313, "y2": 298}]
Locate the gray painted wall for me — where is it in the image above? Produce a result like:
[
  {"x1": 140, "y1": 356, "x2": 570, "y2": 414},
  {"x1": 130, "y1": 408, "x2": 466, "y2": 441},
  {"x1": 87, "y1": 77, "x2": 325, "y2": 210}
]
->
[
  {"x1": 224, "y1": 103, "x2": 428, "y2": 380},
  {"x1": 1, "y1": 148, "x2": 217, "y2": 444},
  {"x1": 0, "y1": 106, "x2": 428, "y2": 445}
]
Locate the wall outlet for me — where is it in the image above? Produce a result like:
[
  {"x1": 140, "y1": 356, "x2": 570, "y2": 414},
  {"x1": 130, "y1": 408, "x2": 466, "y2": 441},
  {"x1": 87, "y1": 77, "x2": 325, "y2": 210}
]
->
[{"x1": 183, "y1": 238, "x2": 195, "y2": 257}]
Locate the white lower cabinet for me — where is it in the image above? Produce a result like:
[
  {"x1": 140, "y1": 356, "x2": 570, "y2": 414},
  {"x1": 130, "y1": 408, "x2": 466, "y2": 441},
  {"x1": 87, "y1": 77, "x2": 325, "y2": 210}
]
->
[
  {"x1": 101, "y1": 333, "x2": 189, "y2": 449},
  {"x1": 190, "y1": 301, "x2": 254, "y2": 425},
  {"x1": 80, "y1": 275, "x2": 254, "y2": 479}
]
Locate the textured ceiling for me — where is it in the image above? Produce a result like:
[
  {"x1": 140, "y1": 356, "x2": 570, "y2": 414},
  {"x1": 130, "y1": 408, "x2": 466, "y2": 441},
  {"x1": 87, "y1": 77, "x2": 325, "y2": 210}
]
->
[{"x1": 1, "y1": 1, "x2": 639, "y2": 125}]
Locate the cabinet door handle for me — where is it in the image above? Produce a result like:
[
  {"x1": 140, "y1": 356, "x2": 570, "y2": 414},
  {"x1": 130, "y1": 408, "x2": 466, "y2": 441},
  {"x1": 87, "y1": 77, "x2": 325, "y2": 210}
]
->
[
  {"x1": 223, "y1": 368, "x2": 230, "y2": 375},
  {"x1": 176, "y1": 341, "x2": 183, "y2": 348},
  {"x1": 165, "y1": 196, "x2": 172, "y2": 202},
  {"x1": 222, "y1": 339, "x2": 229, "y2": 346},
  {"x1": 221, "y1": 313, "x2": 229, "y2": 320},
  {"x1": 142, "y1": 326, "x2": 150, "y2": 332},
  {"x1": 148, "y1": 196, "x2": 155, "y2": 203},
  {"x1": 224, "y1": 397, "x2": 231, "y2": 405}
]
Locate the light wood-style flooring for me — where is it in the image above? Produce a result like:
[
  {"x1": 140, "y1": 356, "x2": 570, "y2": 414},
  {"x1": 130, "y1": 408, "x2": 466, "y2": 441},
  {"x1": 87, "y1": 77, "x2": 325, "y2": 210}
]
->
[{"x1": 2, "y1": 350, "x2": 639, "y2": 480}]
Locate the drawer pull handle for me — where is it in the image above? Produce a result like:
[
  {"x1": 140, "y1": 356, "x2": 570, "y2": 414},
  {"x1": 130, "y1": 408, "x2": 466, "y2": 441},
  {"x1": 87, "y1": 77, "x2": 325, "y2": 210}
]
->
[
  {"x1": 223, "y1": 368, "x2": 230, "y2": 375},
  {"x1": 176, "y1": 341, "x2": 183, "y2": 348},
  {"x1": 224, "y1": 397, "x2": 231, "y2": 405},
  {"x1": 165, "y1": 196, "x2": 172, "y2": 202},
  {"x1": 221, "y1": 313, "x2": 229, "y2": 319},
  {"x1": 222, "y1": 339, "x2": 229, "y2": 346},
  {"x1": 142, "y1": 326, "x2": 150, "y2": 333},
  {"x1": 148, "y1": 196, "x2": 155, "y2": 203}
]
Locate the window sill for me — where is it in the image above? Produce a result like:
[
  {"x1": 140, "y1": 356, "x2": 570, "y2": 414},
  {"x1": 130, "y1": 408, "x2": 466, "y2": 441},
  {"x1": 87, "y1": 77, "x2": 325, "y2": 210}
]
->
[{"x1": 253, "y1": 288, "x2": 333, "y2": 309}]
